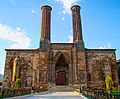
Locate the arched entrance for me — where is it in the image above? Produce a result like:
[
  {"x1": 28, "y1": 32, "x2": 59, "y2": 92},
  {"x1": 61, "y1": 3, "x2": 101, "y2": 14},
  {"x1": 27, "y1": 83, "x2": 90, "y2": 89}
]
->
[{"x1": 55, "y1": 53, "x2": 69, "y2": 85}]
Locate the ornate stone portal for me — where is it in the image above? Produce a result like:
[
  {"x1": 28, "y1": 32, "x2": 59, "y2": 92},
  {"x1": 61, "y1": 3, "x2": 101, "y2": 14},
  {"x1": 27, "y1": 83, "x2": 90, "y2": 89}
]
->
[
  {"x1": 55, "y1": 53, "x2": 69, "y2": 85},
  {"x1": 3, "y1": 5, "x2": 118, "y2": 88}
]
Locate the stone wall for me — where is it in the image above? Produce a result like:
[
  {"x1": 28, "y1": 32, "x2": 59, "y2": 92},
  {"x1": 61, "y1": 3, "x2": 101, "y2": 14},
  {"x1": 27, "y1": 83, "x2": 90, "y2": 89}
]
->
[
  {"x1": 3, "y1": 47, "x2": 118, "y2": 88},
  {"x1": 39, "y1": 50, "x2": 49, "y2": 84},
  {"x1": 3, "y1": 49, "x2": 39, "y2": 88},
  {"x1": 85, "y1": 49, "x2": 117, "y2": 86},
  {"x1": 77, "y1": 49, "x2": 87, "y2": 85}
]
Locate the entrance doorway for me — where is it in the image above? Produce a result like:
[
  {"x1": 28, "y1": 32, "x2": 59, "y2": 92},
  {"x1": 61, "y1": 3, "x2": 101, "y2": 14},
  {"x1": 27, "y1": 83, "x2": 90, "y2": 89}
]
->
[
  {"x1": 55, "y1": 53, "x2": 69, "y2": 85},
  {"x1": 56, "y1": 71, "x2": 66, "y2": 85}
]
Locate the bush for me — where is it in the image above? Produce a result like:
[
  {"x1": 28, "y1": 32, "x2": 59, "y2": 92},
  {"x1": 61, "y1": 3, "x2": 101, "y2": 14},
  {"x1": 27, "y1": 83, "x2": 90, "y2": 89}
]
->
[
  {"x1": 0, "y1": 82, "x2": 2, "y2": 86},
  {"x1": 0, "y1": 92, "x2": 2, "y2": 98},
  {"x1": 105, "y1": 75, "x2": 112, "y2": 91},
  {"x1": 112, "y1": 91, "x2": 120, "y2": 95},
  {"x1": 14, "y1": 79, "x2": 21, "y2": 90}
]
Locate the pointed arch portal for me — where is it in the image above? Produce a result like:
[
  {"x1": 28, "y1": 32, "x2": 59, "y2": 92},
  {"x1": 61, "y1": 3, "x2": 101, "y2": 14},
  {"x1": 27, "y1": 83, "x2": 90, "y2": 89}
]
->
[{"x1": 55, "y1": 53, "x2": 69, "y2": 85}]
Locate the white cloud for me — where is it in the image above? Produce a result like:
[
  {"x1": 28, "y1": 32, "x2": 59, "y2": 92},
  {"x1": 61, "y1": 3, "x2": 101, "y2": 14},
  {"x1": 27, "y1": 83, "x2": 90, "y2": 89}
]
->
[
  {"x1": 53, "y1": 0, "x2": 85, "y2": 14},
  {"x1": 0, "y1": 67, "x2": 4, "y2": 75},
  {"x1": 98, "y1": 43, "x2": 111, "y2": 49},
  {"x1": 10, "y1": 0, "x2": 15, "y2": 5},
  {"x1": 67, "y1": 35, "x2": 73, "y2": 43},
  {"x1": 62, "y1": 17, "x2": 64, "y2": 21},
  {"x1": 0, "y1": 49, "x2": 5, "y2": 75},
  {"x1": 10, "y1": 0, "x2": 14, "y2": 3},
  {"x1": 0, "y1": 24, "x2": 31, "y2": 49},
  {"x1": 32, "y1": 10, "x2": 37, "y2": 14},
  {"x1": 54, "y1": 0, "x2": 78, "y2": 14}
]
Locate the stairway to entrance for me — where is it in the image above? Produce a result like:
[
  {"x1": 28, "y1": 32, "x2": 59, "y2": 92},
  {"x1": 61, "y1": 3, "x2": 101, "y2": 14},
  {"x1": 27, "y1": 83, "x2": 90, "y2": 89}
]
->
[{"x1": 49, "y1": 85, "x2": 74, "y2": 92}]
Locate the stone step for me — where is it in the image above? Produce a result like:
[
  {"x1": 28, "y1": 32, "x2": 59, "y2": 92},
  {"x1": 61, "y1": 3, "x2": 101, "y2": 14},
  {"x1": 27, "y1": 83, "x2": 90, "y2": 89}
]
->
[{"x1": 49, "y1": 85, "x2": 74, "y2": 92}]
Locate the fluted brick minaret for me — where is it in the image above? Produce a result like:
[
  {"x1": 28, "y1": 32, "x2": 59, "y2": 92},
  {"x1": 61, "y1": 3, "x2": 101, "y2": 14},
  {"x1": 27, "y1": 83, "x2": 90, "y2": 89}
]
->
[
  {"x1": 71, "y1": 5, "x2": 84, "y2": 49},
  {"x1": 40, "y1": 5, "x2": 52, "y2": 48}
]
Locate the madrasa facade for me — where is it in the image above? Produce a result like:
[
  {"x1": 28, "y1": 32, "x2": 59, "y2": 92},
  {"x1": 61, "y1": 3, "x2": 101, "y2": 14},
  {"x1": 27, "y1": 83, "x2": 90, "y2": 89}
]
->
[{"x1": 3, "y1": 5, "x2": 118, "y2": 88}]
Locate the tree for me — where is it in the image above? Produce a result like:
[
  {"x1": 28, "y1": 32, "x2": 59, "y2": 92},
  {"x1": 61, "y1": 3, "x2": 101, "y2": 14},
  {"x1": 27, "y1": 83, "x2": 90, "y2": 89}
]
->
[
  {"x1": 0, "y1": 81, "x2": 2, "y2": 86},
  {"x1": 105, "y1": 75, "x2": 112, "y2": 91},
  {"x1": 14, "y1": 79, "x2": 21, "y2": 89}
]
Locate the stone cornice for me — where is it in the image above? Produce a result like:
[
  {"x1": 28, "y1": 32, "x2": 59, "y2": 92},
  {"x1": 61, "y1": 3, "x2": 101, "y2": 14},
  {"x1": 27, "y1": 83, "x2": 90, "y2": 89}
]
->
[
  {"x1": 5, "y1": 48, "x2": 38, "y2": 51},
  {"x1": 85, "y1": 48, "x2": 116, "y2": 51}
]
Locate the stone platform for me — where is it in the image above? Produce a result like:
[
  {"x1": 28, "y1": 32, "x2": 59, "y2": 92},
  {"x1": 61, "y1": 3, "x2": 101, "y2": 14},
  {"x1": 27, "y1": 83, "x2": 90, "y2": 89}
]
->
[{"x1": 49, "y1": 85, "x2": 74, "y2": 92}]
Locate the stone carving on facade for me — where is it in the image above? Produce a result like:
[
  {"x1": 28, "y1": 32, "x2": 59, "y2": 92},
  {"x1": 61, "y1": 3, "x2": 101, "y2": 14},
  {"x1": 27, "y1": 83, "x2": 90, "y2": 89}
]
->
[
  {"x1": 26, "y1": 76, "x2": 32, "y2": 87},
  {"x1": 39, "y1": 71, "x2": 46, "y2": 82},
  {"x1": 78, "y1": 70, "x2": 85, "y2": 84}
]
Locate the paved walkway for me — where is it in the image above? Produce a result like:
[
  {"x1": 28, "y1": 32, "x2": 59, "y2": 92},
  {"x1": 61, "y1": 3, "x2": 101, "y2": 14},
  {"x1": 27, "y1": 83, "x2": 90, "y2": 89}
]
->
[{"x1": 22, "y1": 92, "x2": 88, "y2": 99}]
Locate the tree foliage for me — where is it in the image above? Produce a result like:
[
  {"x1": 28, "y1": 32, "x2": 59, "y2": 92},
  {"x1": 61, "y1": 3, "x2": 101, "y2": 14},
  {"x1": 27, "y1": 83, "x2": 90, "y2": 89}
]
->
[
  {"x1": 105, "y1": 75, "x2": 112, "y2": 91},
  {"x1": 0, "y1": 81, "x2": 2, "y2": 86}
]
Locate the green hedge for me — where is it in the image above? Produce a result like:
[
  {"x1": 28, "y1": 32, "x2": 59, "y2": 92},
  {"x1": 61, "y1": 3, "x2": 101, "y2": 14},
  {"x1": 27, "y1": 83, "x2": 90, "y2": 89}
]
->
[
  {"x1": 111, "y1": 90, "x2": 120, "y2": 95},
  {"x1": 1, "y1": 88, "x2": 31, "y2": 98},
  {"x1": 0, "y1": 82, "x2": 2, "y2": 86},
  {"x1": 0, "y1": 92, "x2": 2, "y2": 98}
]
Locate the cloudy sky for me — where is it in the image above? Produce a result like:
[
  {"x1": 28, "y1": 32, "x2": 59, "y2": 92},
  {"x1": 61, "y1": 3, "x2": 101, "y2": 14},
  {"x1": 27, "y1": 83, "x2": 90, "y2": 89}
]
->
[{"x1": 0, "y1": 0, "x2": 120, "y2": 74}]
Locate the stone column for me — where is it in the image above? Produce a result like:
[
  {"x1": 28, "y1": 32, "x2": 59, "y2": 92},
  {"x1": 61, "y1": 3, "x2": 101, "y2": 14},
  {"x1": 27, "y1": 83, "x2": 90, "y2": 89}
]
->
[{"x1": 73, "y1": 45, "x2": 77, "y2": 83}]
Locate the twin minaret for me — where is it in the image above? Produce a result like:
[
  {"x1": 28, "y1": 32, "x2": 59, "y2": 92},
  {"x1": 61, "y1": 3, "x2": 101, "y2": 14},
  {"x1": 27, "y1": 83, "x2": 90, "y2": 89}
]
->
[
  {"x1": 40, "y1": 5, "x2": 84, "y2": 49},
  {"x1": 71, "y1": 5, "x2": 84, "y2": 49},
  {"x1": 40, "y1": 5, "x2": 52, "y2": 48}
]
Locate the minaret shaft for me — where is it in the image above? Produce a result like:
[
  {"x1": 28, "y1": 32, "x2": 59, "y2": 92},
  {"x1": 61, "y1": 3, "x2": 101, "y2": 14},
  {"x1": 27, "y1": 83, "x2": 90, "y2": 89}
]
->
[
  {"x1": 71, "y1": 5, "x2": 84, "y2": 49},
  {"x1": 40, "y1": 5, "x2": 52, "y2": 48}
]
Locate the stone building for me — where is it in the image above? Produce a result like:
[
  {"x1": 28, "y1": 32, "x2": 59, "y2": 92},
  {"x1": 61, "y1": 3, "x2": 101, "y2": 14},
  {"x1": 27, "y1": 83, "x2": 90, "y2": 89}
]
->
[
  {"x1": 117, "y1": 60, "x2": 120, "y2": 85},
  {"x1": 3, "y1": 5, "x2": 118, "y2": 88}
]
